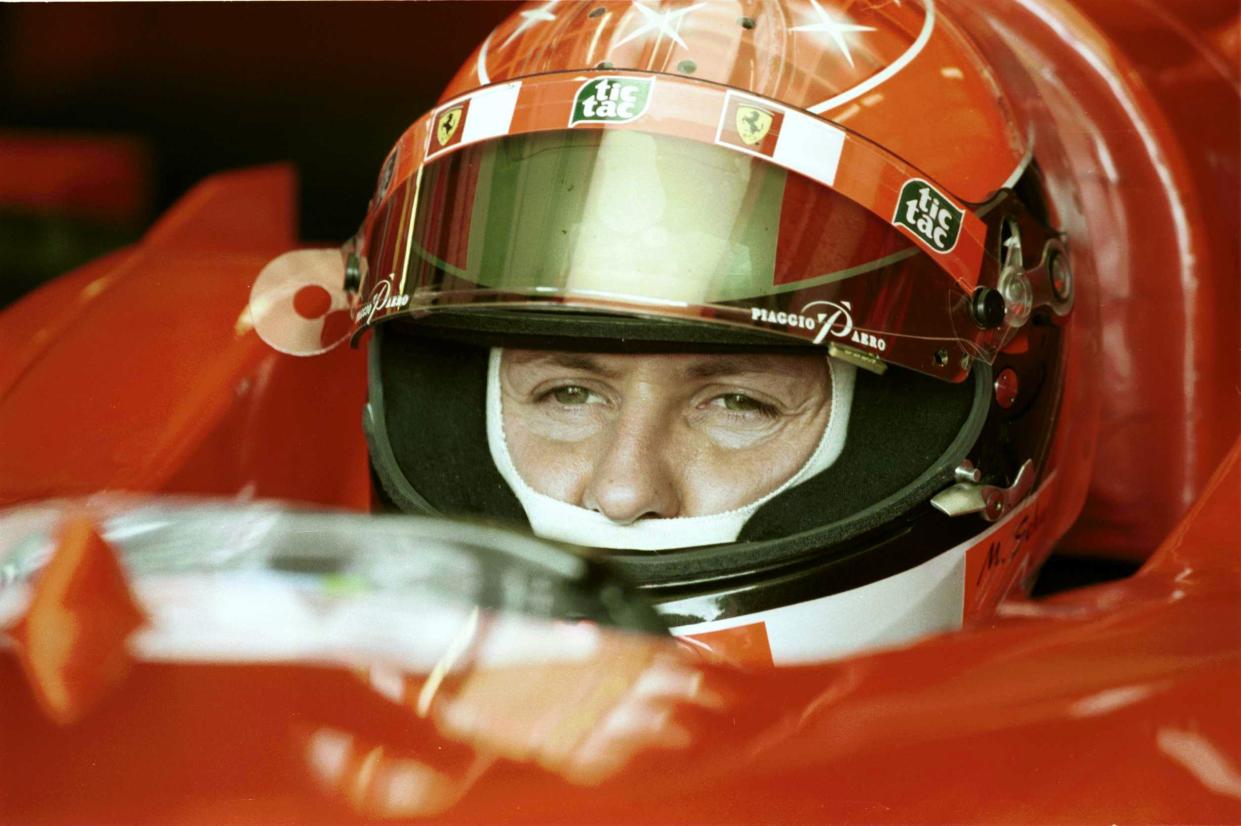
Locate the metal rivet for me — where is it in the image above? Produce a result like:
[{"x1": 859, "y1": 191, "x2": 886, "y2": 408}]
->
[
  {"x1": 589, "y1": 6, "x2": 606, "y2": 18},
  {"x1": 595, "y1": 61, "x2": 614, "y2": 70},
  {"x1": 739, "y1": 16, "x2": 756, "y2": 29},
  {"x1": 955, "y1": 461, "x2": 983, "y2": 484},
  {"x1": 994, "y1": 367, "x2": 1019, "y2": 409},
  {"x1": 934, "y1": 349, "x2": 949, "y2": 368},
  {"x1": 677, "y1": 59, "x2": 697, "y2": 74}
]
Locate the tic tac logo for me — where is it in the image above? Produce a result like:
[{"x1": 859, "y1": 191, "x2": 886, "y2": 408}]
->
[
  {"x1": 569, "y1": 77, "x2": 654, "y2": 126},
  {"x1": 893, "y1": 179, "x2": 964, "y2": 253}
]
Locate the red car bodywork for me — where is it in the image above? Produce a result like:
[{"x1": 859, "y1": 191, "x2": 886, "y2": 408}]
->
[{"x1": 0, "y1": 0, "x2": 1237, "y2": 822}]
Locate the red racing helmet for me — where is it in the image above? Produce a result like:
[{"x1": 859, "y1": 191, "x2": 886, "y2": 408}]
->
[{"x1": 338, "y1": 0, "x2": 1096, "y2": 666}]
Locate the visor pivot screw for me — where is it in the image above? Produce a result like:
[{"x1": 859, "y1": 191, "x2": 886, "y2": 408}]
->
[
  {"x1": 933, "y1": 349, "x2": 949, "y2": 368},
  {"x1": 985, "y1": 492, "x2": 1005, "y2": 519},
  {"x1": 1050, "y1": 252, "x2": 1073, "y2": 303},
  {"x1": 971, "y1": 286, "x2": 1006, "y2": 329},
  {"x1": 994, "y1": 368, "x2": 1019, "y2": 409},
  {"x1": 344, "y1": 253, "x2": 362, "y2": 292}
]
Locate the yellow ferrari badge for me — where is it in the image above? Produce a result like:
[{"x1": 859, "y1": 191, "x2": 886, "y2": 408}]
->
[
  {"x1": 735, "y1": 105, "x2": 774, "y2": 147},
  {"x1": 436, "y1": 106, "x2": 464, "y2": 147}
]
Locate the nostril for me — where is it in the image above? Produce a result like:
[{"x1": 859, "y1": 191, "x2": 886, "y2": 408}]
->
[{"x1": 584, "y1": 487, "x2": 671, "y2": 525}]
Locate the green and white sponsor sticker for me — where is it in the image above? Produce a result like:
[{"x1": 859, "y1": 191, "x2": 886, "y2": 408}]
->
[
  {"x1": 893, "y1": 178, "x2": 964, "y2": 254},
  {"x1": 570, "y1": 76, "x2": 655, "y2": 126}
]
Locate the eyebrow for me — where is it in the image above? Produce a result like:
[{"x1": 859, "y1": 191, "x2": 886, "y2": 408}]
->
[
  {"x1": 683, "y1": 356, "x2": 788, "y2": 380},
  {"x1": 512, "y1": 352, "x2": 813, "y2": 382},
  {"x1": 521, "y1": 353, "x2": 623, "y2": 378}
]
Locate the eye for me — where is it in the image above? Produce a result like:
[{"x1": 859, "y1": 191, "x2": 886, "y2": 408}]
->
[
  {"x1": 711, "y1": 393, "x2": 779, "y2": 418},
  {"x1": 545, "y1": 385, "x2": 601, "y2": 406}
]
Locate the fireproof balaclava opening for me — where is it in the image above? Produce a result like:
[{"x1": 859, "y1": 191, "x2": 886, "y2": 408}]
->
[{"x1": 486, "y1": 348, "x2": 856, "y2": 550}]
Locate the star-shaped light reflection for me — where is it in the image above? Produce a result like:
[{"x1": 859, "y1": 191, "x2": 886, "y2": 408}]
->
[
  {"x1": 502, "y1": 1, "x2": 558, "y2": 48},
  {"x1": 791, "y1": 0, "x2": 876, "y2": 68},
  {"x1": 614, "y1": 1, "x2": 706, "y2": 49}
]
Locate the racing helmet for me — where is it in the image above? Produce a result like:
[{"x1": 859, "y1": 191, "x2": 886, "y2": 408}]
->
[{"x1": 347, "y1": 0, "x2": 1095, "y2": 666}]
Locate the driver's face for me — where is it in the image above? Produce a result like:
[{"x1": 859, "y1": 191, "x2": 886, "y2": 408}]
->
[{"x1": 499, "y1": 350, "x2": 831, "y2": 523}]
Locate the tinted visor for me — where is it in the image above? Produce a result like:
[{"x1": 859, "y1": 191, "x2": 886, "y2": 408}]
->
[{"x1": 359, "y1": 129, "x2": 999, "y2": 381}]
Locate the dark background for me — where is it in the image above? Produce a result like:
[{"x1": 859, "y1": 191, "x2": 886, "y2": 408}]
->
[{"x1": 0, "y1": 2, "x2": 518, "y2": 301}]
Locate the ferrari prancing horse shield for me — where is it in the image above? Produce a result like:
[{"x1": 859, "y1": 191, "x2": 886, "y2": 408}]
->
[
  {"x1": 736, "y1": 105, "x2": 774, "y2": 147},
  {"x1": 436, "y1": 106, "x2": 463, "y2": 146}
]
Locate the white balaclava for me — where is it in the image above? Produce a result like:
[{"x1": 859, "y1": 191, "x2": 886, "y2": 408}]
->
[{"x1": 486, "y1": 348, "x2": 855, "y2": 551}]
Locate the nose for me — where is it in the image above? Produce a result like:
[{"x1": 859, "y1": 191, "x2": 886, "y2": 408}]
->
[{"x1": 581, "y1": 406, "x2": 681, "y2": 524}]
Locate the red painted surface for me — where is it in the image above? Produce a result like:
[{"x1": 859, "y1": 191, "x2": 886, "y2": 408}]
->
[
  {"x1": 0, "y1": 442, "x2": 1236, "y2": 823},
  {"x1": 7, "y1": 516, "x2": 144, "y2": 725},
  {"x1": 948, "y1": 0, "x2": 1241, "y2": 560},
  {"x1": 0, "y1": 0, "x2": 1237, "y2": 821},
  {"x1": 0, "y1": 165, "x2": 372, "y2": 511}
]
